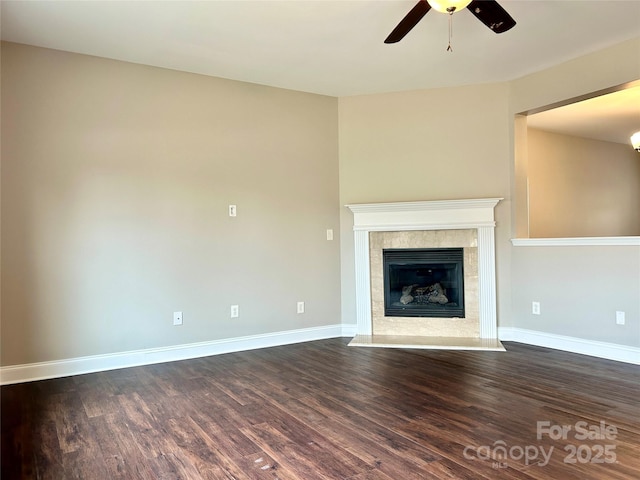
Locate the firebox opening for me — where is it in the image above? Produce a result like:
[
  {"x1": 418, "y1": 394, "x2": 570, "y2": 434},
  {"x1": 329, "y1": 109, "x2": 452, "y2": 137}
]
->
[{"x1": 383, "y1": 248, "x2": 464, "y2": 318}]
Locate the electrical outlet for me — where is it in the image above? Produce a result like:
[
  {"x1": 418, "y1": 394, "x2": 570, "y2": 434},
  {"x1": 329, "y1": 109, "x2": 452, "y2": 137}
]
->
[
  {"x1": 297, "y1": 301, "x2": 305, "y2": 314},
  {"x1": 229, "y1": 205, "x2": 237, "y2": 217},
  {"x1": 230, "y1": 305, "x2": 239, "y2": 318},
  {"x1": 532, "y1": 301, "x2": 541, "y2": 315},
  {"x1": 173, "y1": 311, "x2": 183, "y2": 326},
  {"x1": 616, "y1": 311, "x2": 625, "y2": 325}
]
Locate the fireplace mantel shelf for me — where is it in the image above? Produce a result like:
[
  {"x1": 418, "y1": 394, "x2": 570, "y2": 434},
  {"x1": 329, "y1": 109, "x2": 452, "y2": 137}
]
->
[{"x1": 346, "y1": 198, "x2": 503, "y2": 213}]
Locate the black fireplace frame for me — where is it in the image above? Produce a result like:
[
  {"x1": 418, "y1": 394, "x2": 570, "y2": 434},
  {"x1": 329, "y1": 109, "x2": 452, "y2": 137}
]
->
[{"x1": 383, "y1": 248, "x2": 465, "y2": 318}]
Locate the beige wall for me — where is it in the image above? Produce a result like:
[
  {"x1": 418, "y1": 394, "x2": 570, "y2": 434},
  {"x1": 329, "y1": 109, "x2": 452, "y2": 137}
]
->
[
  {"x1": 338, "y1": 83, "x2": 514, "y2": 329},
  {"x1": 3, "y1": 37, "x2": 639, "y2": 368},
  {"x1": 527, "y1": 128, "x2": 640, "y2": 237},
  {"x1": 510, "y1": 38, "x2": 640, "y2": 239},
  {"x1": 1, "y1": 42, "x2": 341, "y2": 366},
  {"x1": 508, "y1": 38, "x2": 640, "y2": 347},
  {"x1": 511, "y1": 245, "x2": 639, "y2": 345},
  {"x1": 339, "y1": 38, "x2": 640, "y2": 348},
  {"x1": 508, "y1": 38, "x2": 640, "y2": 116}
]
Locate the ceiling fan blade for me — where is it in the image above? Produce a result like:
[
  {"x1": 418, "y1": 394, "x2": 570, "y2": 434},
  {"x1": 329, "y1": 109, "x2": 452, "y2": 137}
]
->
[
  {"x1": 384, "y1": 0, "x2": 432, "y2": 44},
  {"x1": 466, "y1": 0, "x2": 516, "y2": 33}
]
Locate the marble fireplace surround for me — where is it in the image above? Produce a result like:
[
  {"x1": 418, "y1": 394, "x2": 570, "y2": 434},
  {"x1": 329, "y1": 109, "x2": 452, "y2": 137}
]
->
[{"x1": 346, "y1": 198, "x2": 505, "y2": 350}]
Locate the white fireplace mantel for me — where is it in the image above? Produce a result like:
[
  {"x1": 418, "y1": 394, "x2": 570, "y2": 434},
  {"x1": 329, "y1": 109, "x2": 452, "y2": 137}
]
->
[{"x1": 347, "y1": 198, "x2": 503, "y2": 344}]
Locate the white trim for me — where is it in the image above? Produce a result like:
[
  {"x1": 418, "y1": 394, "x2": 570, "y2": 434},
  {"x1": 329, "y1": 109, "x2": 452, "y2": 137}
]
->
[
  {"x1": 4, "y1": 324, "x2": 634, "y2": 384},
  {"x1": 511, "y1": 237, "x2": 640, "y2": 247},
  {"x1": 341, "y1": 323, "x2": 358, "y2": 337},
  {"x1": 354, "y1": 221, "x2": 497, "y2": 232},
  {"x1": 499, "y1": 327, "x2": 640, "y2": 365},
  {"x1": 346, "y1": 198, "x2": 504, "y2": 213},
  {"x1": 478, "y1": 226, "x2": 498, "y2": 339},
  {"x1": 354, "y1": 230, "x2": 372, "y2": 335},
  {"x1": 347, "y1": 199, "x2": 502, "y2": 233},
  {"x1": 0, "y1": 324, "x2": 349, "y2": 385}
]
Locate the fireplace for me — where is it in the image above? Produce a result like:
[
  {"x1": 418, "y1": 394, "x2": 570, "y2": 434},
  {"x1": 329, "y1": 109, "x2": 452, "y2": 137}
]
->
[
  {"x1": 383, "y1": 248, "x2": 464, "y2": 318},
  {"x1": 346, "y1": 198, "x2": 504, "y2": 350}
]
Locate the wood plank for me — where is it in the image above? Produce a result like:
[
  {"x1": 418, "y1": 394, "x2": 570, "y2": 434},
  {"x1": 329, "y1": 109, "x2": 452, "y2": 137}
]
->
[
  {"x1": 2, "y1": 339, "x2": 639, "y2": 479},
  {"x1": 89, "y1": 413, "x2": 157, "y2": 480}
]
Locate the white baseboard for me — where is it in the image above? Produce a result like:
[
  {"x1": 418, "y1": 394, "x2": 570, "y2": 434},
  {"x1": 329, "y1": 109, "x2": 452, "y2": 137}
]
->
[
  {"x1": 341, "y1": 323, "x2": 357, "y2": 337},
  {"x1": 499, "y1": 327, "x2": 640, "y2": 365},
  {"x1": 5, "y1": 325, "x2": 634, "y2": 385},
  {"x1": 1, "y1": 324, "x2": 354, "y2": 385}
]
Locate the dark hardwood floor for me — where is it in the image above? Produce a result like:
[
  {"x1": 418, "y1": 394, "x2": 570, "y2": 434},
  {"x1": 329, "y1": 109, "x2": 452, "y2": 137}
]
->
[{"x1": 2, "y1": 339, "x2": 639, "y2": 479}]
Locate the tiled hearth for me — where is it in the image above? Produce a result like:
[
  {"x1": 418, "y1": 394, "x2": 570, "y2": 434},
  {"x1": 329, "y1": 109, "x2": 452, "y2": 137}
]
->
[{"x1": 346, "y1": 198, "x2": 505, "y2": 351}]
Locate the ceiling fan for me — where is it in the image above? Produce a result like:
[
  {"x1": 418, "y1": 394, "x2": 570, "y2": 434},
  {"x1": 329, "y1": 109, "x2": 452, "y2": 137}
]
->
[{"x1": 385, "y1": 0, "x2": 516, "y2": 44}]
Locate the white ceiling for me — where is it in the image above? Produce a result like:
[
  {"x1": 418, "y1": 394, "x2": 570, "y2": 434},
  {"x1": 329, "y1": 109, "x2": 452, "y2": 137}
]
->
[{"x1": 2, "y1": 0, "x2": 639, "y2": 143}]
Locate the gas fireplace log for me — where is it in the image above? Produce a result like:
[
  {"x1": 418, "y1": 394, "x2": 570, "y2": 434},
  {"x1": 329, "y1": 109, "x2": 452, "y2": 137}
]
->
[
  {"x1": 400, "y1": 284, "x2": 418, "y2": 305},
  {"x1": 401, "y1": 283, "x2": 448, "y2": 305}
]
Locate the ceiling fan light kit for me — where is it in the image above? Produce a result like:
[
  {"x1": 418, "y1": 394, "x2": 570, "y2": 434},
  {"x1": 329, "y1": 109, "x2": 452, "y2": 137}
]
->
[{"x1": 428, "y1": 0, "x2": 472, "y2": 14}]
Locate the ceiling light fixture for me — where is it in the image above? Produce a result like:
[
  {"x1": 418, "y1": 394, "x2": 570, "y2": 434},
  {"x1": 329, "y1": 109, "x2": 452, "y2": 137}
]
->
[
  {"x1": 428, "y1": 0, "x2": 472, "y2": 14},
  {"x1": 631, "y1": 132, "x2": 640, "y2": 152}
]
